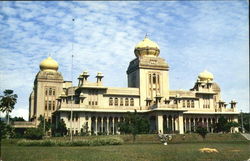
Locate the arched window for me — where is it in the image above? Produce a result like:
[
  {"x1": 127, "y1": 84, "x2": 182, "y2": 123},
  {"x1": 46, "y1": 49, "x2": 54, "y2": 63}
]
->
[
  {"x1": 191, "y1": 100, "x2": 194, "y2": 108},
  {"x1": 182, "y1": 100, "x2": 186, "y2": 108},
  {"x1": 125, "y1": 98, "x2": 129, "y2": 106},
  {"x1": 187, "y1": 100, "x2": 190, "y2": 108},
  {"x1": 153, "y1": 74, "x2": 156, "y2": 84},
  {"x1": 52, "y1": 101, "x2": 55, "y2": 110},
  {"x1": 109, "y1": 97, "x2": 113, "y2": 106},
  {"x1": 45, "y1": 101, "x2": 47, "y2": 110},
  {"x1": 49, "y1": 88, "x2": 52, "y2": 95},
  {"x1": 48, "y1": 101, "x2": 52, "y2": 110},
  {"x1": 130, "y1": 98, "x2": 134, "y2": 106},
  {"x1": 120, "y1": 98, "x2": 124, "y2": 106},
  {"x1": 115, "y1": 98, "x2": 118, "y2": 106}
]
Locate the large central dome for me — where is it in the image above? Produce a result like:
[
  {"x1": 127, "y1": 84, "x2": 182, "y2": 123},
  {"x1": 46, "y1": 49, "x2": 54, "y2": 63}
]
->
[
  {"x1": 134, "y1": 37, "x2": 160, "y2": 58},
  {"x1": 39, "y1": 57, "x2": 59, "y2": 71}
]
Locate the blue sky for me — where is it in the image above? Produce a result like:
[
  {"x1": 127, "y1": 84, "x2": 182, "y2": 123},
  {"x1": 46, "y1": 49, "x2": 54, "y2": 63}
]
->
[{"x1": 0, "y1": 1, "x2": 249, "y2": 120}]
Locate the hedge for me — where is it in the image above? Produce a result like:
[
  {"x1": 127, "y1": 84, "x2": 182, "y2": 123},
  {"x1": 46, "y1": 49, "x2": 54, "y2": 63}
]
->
[{"x1": 17, "y1": 137, "x2": 123, "y2": 146}]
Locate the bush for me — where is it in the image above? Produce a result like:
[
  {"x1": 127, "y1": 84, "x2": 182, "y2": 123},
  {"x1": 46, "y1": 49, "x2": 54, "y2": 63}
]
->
[
  {"x1": 17, "y1": 137, "x2": 124, "y2": 146},
  {"x1": 24, "y1": 128, "x2": 44, "y2": 140}
]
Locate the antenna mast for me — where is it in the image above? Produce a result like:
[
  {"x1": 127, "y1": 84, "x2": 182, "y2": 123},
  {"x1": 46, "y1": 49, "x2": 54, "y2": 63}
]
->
[{"x1": 70, "y1": 18, "x2": 75, "y2": 142}]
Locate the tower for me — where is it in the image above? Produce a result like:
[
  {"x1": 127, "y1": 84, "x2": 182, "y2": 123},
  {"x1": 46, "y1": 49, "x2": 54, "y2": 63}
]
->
[
  {"x1": 29, "y1": 57, "x2": 64, "y2": 126},
  {"x1": 127, "y1": 37, "x2": 169, "y2": 109}
]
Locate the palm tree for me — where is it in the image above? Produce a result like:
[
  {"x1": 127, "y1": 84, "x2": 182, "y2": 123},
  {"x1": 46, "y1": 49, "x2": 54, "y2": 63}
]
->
[{"x1": 0, "y1": 90, "x2": 18, "y2": 125}]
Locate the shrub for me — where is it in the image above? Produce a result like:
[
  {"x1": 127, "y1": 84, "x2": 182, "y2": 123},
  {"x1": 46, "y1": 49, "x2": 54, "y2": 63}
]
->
[
  {"x1": 17, "y1": 137, "x2": 124, "y2": 146},
  {"x1": 24, "y1": 128, "x2": 44, "y2": 140}
]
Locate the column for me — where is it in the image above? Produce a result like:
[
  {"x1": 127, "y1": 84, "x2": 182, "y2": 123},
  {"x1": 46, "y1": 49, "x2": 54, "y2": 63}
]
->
[
  {"x1": 95, "y1": 117, "x2": 98, "y2": 135},
  {"x1": 112, "y1": 117, "x2": 115, "y2": 135},
  {"x1": 178, "y1": 113, "x2": 184, "y2": 134},
  {"x1": 101, "y1": 117, "x2": 104, "y2": 133},
  {"x1": 107, "y1": 117, "x2": 109, "y2": 135},
  {"x1": 194, "y1": 118, "x2": 196, "y2": 131},
  {"x1": 206, "y1": 118, "x2": 209, "y2": 132},
  {"x1": 166, "y1": 115, "x2": 169, "y2": 130},
  {"x1": 156, "y1": 114, "x2": 163, "y2": 134},
  {"x1": 89, "y1": 116, "x2": 92, "y2": 135},
  {"x1": 117, "y1": 117, "x2": 121, "y2": 134},
  {"x1": 188, "y1": 118, "x2": 191, "y2": 132},
  {"x1": 172, "y1": 116, "x2": 174, "y2": 132},
  {"x1": 184, "y1": 118, "x2": 186, "y2": 133}
]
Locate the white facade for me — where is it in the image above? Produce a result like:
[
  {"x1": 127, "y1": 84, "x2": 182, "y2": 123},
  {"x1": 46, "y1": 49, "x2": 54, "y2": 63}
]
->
[{"x1": 29, "y1": 37, "x2": 239, "y2": 135}]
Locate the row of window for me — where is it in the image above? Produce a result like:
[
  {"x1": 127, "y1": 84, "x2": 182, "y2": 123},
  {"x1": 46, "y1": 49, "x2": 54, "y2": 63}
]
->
[
  {"x1": 45, "y1": 88, "x2": 56, "y2": 96},
  {"x1": 109, "y1": 97, "x2": 134, "y2": 106},
  {"x1": 182, "y1": 100, "x2": 195, "y2": 108},
  {"x1": 45, "y1": 100, "x2": 56, "y2": 111}
]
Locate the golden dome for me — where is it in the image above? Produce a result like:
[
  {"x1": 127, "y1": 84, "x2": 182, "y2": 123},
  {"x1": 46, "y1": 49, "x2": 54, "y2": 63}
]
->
[
  {"x1": 198, "y1": 70, "x2": 214, "y2": 81},
  {"x1": 39, "y1": 57, "x2": 59, "y2": 71},
  {"x1": 134, "y1": 37, "x2": 160, "y2": 58}
]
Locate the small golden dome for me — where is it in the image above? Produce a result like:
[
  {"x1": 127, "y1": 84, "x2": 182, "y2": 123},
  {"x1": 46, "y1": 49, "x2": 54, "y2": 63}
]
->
[
  {"x1": 39, "y1": 57, "x2": 59, "y2": 71},
  {"x1": 198, "y1": 70, "x2": 214, "y2": 81},
  {"x1": 134, "y1": 37, "x2": 160, "y2": 58}
]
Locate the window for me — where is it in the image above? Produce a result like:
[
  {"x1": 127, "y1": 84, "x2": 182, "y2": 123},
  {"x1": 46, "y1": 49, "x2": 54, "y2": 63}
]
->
[
  {"x1": 153, "y1": 74, "x2": 156, "y2": 84},
  {"x1": 109, "y1": 97, "x2": 113, "y2": 106},
  {"x1": 52, "y1": 101, "x2": 55, "y2": 110},
  {"x1": 191, "y1": 100, "x2": 194, "y2": 108},
  {"x1": 95, "y1": 101, "x2": 98, "y2": 105},
  {"x1": 48, "y1": 101, "x2": 51, "y2": 110},
  {"x1": 125, "y1": 98, "x2": 129, "y2": 106},
  {"x1": 49, "y1": 88, "x2": 52, "y2": 95},
  {"x1": 89, "y1": 101, "x2": 91, "y2": 105},
  {"x1": 45, "y1": 89, "x2": 48, "y2": 96},
  {"x1": 45, "y1": 101, "x2": 47, "y2": 110},
  {"x1": 187, "y1": 100, "x2": 190, "y2": 108},
  {"x1": 182, "y1": 100, "x2": 186, "y2": 108},
  {"x1": 115, "y1": 98, "x2": 118, "y2": 106},
  {"x1": 53, "y1": 90, "x2": 55, "y2": 96},
  {"x1": 130, "y1": 98, "x2": 134, "y2": 106},
  {"x1": 120, "y1": 98, "x2": 124, "y2": 106}
]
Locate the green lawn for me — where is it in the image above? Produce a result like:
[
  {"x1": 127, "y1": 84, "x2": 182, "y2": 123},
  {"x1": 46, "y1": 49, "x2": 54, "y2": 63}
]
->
[{"x1": 2, "y1": 134, "x2": 250, "y2": 161}]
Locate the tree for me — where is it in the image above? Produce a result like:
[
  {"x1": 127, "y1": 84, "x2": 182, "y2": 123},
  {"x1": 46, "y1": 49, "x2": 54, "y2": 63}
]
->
[
  {"x1": 215, "y1": 116, "x2": 240, "y2": 133},
  {"x1": 0, "y1": 90, "x2": 18, "y2": 125},
  {"x1": 215, "y1": 116, "x2": 228, "y2": 133},
  {"x1": 52, "y1": 119, "x2": 67, "y2": 137},
  {"x1": 10, "y1": 116, "x2": 25, "y2": 122},
  {"x1": 118, "y1": 110, "x2": 150, "y2": 142},
  {"x1": 38, "y1": 115, "x2": 51, "y2": 134},
  {"x1": 196, "y1": 124, "x2": 208, "y2": 140},
  {"x1": 25, "y1": 128, "x2": 44, "y2": 140}
]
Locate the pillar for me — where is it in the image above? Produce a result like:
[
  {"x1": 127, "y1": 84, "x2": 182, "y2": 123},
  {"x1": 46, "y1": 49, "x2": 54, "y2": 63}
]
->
[
  {"x1": 112, "y1": 117, "x2": 115, "y2": 135},
  {"x1": 178, "y1": 113, "x2": 184, "y2": 134},
  {"x1": 89, "y1": 116, "x2": 92, "y2": 135},
  {"x1": 156, "y1": 114, "x2": 163, "y2": 134},
  {"x1": 206, "y1": 118, "x2": 209, "y2": 132},
  {"x1": 188, "y1": 118, "x2": 191, "y2": 132},
  {"x1": 184, "y1": 118, "x2": 186, "y2": 133},
  {"x1": 101, "y1": 117, "x2": 104, "y2": 133},
  {"x1": 95, "y1": 117, "x2": 98, "y2": 135},
  {"x1": 107, "y1": 117, "x2": 109, "y2": 135}
]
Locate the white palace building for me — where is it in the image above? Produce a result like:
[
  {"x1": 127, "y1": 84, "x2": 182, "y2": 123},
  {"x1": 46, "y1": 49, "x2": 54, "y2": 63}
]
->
[{"x1": 29, "y1": 36, "x2": 239, "y2": 135}]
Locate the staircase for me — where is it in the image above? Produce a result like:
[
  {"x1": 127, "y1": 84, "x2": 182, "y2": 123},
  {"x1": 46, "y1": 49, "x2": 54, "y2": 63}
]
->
[{"x1": 241, "y1": 133, "x2": 250, "y2": 140}]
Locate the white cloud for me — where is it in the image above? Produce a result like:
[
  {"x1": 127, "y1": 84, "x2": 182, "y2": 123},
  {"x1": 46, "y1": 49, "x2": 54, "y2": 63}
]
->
[{"x1": 0, "y1": 1, "x2": 249, "y2": 119}]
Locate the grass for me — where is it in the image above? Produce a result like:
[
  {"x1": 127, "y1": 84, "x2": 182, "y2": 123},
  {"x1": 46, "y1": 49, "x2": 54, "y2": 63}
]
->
[{"x1": 1, "y1": 134, "x2": 250, "y2": 161}]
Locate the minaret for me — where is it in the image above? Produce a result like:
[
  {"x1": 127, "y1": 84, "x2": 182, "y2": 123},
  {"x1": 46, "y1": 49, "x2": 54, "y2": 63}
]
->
[
  {"x1": 127, "y1": 36, "x2": 169, "y2": 109},
  {"x1": 29, "y1": 57, "x2": 64, "y2": 126}
]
